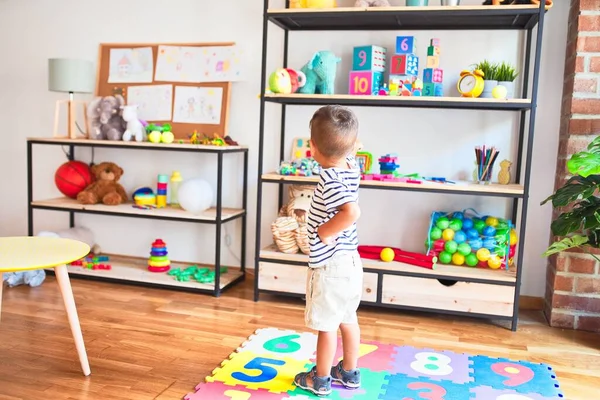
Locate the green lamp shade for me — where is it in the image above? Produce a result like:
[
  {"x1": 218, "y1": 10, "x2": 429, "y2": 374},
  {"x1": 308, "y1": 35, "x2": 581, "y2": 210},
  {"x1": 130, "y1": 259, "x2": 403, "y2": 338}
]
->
[{"x1": 48, "y1": 58, "x2": 95, "y2": 93}]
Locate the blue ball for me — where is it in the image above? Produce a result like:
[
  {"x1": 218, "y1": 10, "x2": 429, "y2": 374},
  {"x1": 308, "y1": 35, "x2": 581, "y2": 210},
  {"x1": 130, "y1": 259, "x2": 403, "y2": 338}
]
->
[
  {"x1": 469, "y1": 238, "x2": 483, "y2": 250},
  {"x1": 483, "y1": 238, "x2": 497, "y2": 250},
  {"x1": 467, "y1": 228, "x2": 480, "y2": 239},
  {"x1": 454, "y1": 231, "x2": 467, "y2": 244},
  {"x1": 452, "y1": 212, "x2": 464, "y2": 220},
  {"x1": 462, "y1": 218, "x2": 474, "y2": 230},
  {"x1": 482, "y1": 226, "x2": 497, "y2": 237}
]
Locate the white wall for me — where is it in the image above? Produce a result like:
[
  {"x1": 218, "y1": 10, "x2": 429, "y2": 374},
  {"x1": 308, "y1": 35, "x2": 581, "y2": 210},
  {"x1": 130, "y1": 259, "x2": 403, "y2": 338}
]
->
[{"x1": 0, "y1": 0, "x2": 568, "y2": 296}]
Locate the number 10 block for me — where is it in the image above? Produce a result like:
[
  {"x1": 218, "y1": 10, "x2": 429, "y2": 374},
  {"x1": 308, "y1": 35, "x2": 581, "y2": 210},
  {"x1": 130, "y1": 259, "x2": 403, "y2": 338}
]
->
[{"x1": 349, "y1": 71, "x2": 383, "y2": 95}]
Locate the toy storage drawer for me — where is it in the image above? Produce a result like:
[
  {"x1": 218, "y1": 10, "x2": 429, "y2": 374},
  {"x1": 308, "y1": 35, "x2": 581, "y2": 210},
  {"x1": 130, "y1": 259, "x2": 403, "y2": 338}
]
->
[
  {"x1": 381, "y1": 275, "x2": 515, "y2": 317},
  {"x1": 259, "y1": 262, "x2": 306, "y2": 295},
  {"x1": 362, "y1": 272, "x2": 378, "y2": 303}
]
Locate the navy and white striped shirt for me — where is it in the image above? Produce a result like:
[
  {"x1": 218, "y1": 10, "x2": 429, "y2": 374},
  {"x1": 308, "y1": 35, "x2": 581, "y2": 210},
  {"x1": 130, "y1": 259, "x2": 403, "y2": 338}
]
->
[{"x1": 307, "y1": 156, "x2": 360, "y2": 267}]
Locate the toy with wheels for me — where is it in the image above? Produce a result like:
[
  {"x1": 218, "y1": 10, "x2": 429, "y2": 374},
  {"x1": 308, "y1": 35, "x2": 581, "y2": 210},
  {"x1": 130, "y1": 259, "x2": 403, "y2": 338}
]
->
[{"x1": 425, "y1": 209, "x2": 518, "y2": 270}]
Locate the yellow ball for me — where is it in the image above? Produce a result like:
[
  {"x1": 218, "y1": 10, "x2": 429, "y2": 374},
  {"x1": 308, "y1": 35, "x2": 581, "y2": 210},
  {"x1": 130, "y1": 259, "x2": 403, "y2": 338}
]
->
[
  {"x1": 485, "y1": 216, "x2": 499, "y2": 227},
  {"x1": 442, "y1": 229, "x2": 455, "y2": 241},
  {"x1": 452, "y1": 253, "x2": 465, "y2": 266},
  {"x1": 161, "y1": 131, "x2": 175, "y2": 144},
  {"x1": 380, "y1": 247, "x2": 395, "y2": 262},
  {"x1": 488, "y1": 255, "x2": 502, "y2": 269},
  {"x1": 476, "y1": 248, "x2": 491, "y2": 262},
  {"x1": 509, "y1": 229, "x2": 518, "y2": 246},
  {"x1": 492, "y1": 85, "x2": 508, "y2": 100},
  {"x1": 148, "y1": 131, "x2": 162, "y2": 143}
]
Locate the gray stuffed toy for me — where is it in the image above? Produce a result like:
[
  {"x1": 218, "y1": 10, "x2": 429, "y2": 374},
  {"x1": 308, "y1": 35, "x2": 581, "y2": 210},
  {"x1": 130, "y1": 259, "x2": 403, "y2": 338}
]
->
[
  {"x1": 87, "y1": 95, "x2": 127, "y2": 141},
  {"x1": 355, "y1": 0, "x2": 391, "y2": 5}
]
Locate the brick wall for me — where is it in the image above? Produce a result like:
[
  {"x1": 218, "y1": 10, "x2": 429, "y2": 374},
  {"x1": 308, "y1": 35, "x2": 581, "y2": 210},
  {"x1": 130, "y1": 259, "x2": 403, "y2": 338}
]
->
[{"x1": 545, "y1": 0, "x2": 600, "y2": 333}]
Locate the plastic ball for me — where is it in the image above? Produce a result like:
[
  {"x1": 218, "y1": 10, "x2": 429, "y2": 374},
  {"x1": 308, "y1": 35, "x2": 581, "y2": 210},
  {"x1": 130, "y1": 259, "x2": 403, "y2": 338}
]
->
[
  {"x1": 161, "y1": 131, "x2": 175, "y2": 144},
  {"x1": 485, "y1": 216, "x2": 499, "y2": 227},
  {"x1": 444, "y1": 240, "x2": 458, "y2": 254},
  {"x1": 467, "y1": 228, "x2": 480, "y2": 239},
  {"x1": 178, "y1": 178, "x2": 214, "y2": 214},
  {"x1": 452, "y1": 253, "x2": 465, "y2": 266},
  {"x1": 430, "y1": 227, "x2": 442, "y2": 240},
  {"x1": 496, "y1": 221, "x2": 509, "y2": 230},
  {"x1": 148, "y1": 131, "x2": 162, "y2": 143},
  {"x1": 462, "y1": 218, "x2": 474, "y2": 230},
  {"x1": 488, "y1": 255, "x2": 502, "y2": 269},
  {"x1": 495, "y1": 234, "x2": 508, "y2": 245},
  {"x1": 457, "y1": 242, "x2": 472, "y2": 256},
  {"x1": 492, "y1": 85, "x2": 508, "y2": 100},
  {"x1": 478, "y1": 260, "x2": 488, "y2": 268},
  {"x1": 449, "y1": 218, "x2": 463, "y2": 231},
  {"x1": 509, "y1": 246, "x2": 516, "y2": 258},
  {"x1": 469, "y1": 238, "x2": 483, "y2": 251},
  {"x1": 436, "y1": 217, "x2": 450, "y2": 230},
  {"x1": 474, "y1": 219, "x2": 486, "y2": 233},
  {"x1": 476, "y1": 248, "x2": 491, "y2": 262},
  {"x1": 442, "y1": 229, "x2": 455, "y2": 241},
  {"x1": 454, "y1": 230, "x2": 467, "y2": 244},
  {"x1": 465, "y1": 253, "x2": 479, "y2": 267},
  {"x1": 55, "y1": 161, "x2": 94, "y2": 199},
  {"x1": 380, "y1": 247, "x2": 395, "y2": 262},
  {"x1": 482, "y1": 225, "x2": 496, "y2": 237},
  {"x1": 452, "y1": 212, "x2": 464, "y2": 220},
  {"x1": 439, "y1": 251, "x2": 452, "y2": 264},
  {"x1": 510, "y1": 229, "x2": 518, "y2": 246},
  {"x1": 431, "y1": 212, "x2": 443, "y2": 220},
  {"x1": 495, "y1": 246, "x2": 507, "y2": 257},
  {"x1": 483, "y1": 238, "x2": 497, "y2": 250}
]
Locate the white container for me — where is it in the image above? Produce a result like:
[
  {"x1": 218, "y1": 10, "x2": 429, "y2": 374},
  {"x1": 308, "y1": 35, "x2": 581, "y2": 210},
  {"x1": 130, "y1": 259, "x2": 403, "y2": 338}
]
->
[
  {"x1": 481, "y1": 80, "x2": 498, "y2": 98},
  {"x1": 498, "y1": 81, "x2": 515, "y2": 99}
]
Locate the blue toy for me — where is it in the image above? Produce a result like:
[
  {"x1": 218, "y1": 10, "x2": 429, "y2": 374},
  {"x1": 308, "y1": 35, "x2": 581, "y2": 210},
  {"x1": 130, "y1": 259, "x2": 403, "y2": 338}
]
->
[
  {"x1": 3, "y1": 270, "x2": 46, "y2": 287},
  {"x1": 298, "y1": 51, "x2": 342, "y2": 95},
  {"x1": 396, "y1": 36, "x2": 416, "y2": 54}
]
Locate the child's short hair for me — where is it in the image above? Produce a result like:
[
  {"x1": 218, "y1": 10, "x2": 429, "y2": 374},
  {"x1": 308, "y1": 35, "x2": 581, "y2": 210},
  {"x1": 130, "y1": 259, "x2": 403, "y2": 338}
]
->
[{"x1": 310, "y1": 105, "x2": 358, "y2": 159}]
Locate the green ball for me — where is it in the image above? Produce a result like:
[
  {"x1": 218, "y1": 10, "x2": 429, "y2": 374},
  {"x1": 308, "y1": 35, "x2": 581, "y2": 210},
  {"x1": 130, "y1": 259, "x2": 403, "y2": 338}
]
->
[
  {"x1": 465, "y1": 253, "x2": 479, "y2": 267},
  {"x1": 436, "y1": 217, "x2": 450, "y2": 230},
  {"x1": 496, "y1": 222, "x2": 509, "y2": 230},
  {"x1": 495, "y1": 246, "x2": 507, "y2": 257},
  {"x1": 444, "y1": 240, "x2": 458, "y2": 254},
  {"x1": 474, "y1": 219, "x2": 486, "y2": 233},
  {"x1": 430, "y1": 227, "x2": 443, "y2": 240},
  {"x1": 439, "y1": 251, "x2": 452, "y2": 264},
  {"x1": 449, "y1": 218, "x2": 463, "y2": 231},
  {"x1": 457, "y1": 242, "x2": 472, "y2": 256}
]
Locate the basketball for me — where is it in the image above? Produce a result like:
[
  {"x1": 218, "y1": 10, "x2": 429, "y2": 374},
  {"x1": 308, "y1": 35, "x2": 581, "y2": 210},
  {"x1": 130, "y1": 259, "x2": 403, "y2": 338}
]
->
[{"x1": 55, "y1": 161, "x2": 93, "y2": 199}]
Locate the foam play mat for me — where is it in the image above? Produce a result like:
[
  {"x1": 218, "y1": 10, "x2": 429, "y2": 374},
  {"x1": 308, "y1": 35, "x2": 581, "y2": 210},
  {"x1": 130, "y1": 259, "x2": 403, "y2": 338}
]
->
[{"x1": 184, "y1": 328, "x2": 564, "y2": 399}]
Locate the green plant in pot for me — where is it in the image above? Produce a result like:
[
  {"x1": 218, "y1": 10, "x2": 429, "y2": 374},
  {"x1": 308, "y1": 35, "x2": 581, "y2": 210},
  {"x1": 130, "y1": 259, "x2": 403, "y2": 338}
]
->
[
  {"x1": 476, "y1": 60, "x2": 499, "y2": 98},
  {"x1": 541, "y1": 135, "x2": 600, "y2": 261},
  {"x1": 496, "y1": 62, "x2": 519, "y2": 99}
]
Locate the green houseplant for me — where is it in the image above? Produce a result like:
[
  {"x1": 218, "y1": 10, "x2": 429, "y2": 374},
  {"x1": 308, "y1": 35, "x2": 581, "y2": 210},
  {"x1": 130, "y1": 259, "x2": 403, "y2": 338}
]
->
[
  {"x1": 476, "y1": 60, "x2": 499, "y2": 98},
  {"x1": 496, "y1": 62, "x2": 519, "y2": 99},
  {"x1": 542, "y1": 135, "x2": 600, "y2": 261}
]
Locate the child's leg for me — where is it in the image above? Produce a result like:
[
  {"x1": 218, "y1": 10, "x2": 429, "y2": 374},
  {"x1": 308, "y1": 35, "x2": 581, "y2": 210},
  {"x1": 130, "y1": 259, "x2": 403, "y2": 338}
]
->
[
  {"x1": 340, "y1": 323, "x2": 360, "y2": 371},
  {"x1": 316, "y1": 330, "x2": 338, "y2": 377}
]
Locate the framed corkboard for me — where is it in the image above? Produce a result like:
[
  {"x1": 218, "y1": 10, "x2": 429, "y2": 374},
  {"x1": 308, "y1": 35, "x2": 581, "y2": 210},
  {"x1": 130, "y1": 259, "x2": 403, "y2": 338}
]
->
[{"x1": 95, "y1": 42, "x2": 240, "y2": 140}]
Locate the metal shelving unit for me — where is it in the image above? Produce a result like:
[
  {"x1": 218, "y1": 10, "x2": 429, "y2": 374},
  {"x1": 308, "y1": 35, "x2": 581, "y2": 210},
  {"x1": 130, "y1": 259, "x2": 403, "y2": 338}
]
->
[
  {"x1": 27, "y1": 138, "x2": 248, "y2": 297},
  {"x1": 254, "y1": 2, "x2": 546, "y2": 331}
]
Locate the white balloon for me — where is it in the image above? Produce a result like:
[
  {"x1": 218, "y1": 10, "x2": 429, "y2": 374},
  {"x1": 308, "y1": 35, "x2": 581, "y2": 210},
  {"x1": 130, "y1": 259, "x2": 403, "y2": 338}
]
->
[{"x1": 177, "y1": 178, "x2": 213, "y2": 214}]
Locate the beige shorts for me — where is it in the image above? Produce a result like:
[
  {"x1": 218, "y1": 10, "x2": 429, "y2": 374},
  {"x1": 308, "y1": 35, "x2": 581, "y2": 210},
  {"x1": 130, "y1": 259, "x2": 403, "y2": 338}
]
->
[{"x1": 305, "y1": 251, "x2": 363, "y2": 332}]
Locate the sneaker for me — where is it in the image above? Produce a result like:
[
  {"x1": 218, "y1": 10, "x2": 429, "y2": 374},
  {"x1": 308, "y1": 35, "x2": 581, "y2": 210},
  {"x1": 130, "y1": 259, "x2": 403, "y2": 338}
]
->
[
  {"x1": 293, "y1": 366, "x2": 332, "y2": 397},
  {"x1": 331, "y1": 361, "x2": 361, "y2": 389}
]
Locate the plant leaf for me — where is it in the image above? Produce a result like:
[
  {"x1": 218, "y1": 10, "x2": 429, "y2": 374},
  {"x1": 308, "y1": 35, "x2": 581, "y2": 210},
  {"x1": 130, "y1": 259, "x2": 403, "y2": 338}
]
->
[
  {"x1": 540, "y1": 175, "x2": 600, "y2": 206},
  {"x1": 543, "y1": 235, "x2": 589, "y2": 257},
  {"x1": 567, "y1": 152, "x2": 600, "y2": 177},
  {"x1": 588, "y1": 135, "x2": 600, "y2": 154}
]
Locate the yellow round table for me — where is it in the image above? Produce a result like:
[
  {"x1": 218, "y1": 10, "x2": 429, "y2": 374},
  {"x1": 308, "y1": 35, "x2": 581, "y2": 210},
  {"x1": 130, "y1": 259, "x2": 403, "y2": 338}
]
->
[{"x1": 0, "y1": 236, "x2": 91, "y2": 376}]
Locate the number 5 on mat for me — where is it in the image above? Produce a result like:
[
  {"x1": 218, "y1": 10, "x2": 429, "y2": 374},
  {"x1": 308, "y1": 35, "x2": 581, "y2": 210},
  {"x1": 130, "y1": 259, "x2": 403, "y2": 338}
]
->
[{"x1": 232, "y1": 357, "x2": 285, "y2": 383}]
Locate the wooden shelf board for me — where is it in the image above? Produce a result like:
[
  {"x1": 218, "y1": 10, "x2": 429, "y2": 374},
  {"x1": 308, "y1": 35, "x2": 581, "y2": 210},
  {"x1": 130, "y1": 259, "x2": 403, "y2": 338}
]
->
[
  {"x1": 32, "y1": 198, "x2": 245, "y2": 222},
  {"x1": 262, "y1": 173, "x2": 524, "y2": 196},
  {"x1": 259, "y1": 245, "x2": 516, "y2": 284},
  {"x1": 269, "y1": 5, "x2": 540, "y2": 13},
  {"x1": 63, "y1": 254, "x2": 242, "y2": 291},
  {"x1": 27, "y1": 137, "x2": 247, "y2": 152}
]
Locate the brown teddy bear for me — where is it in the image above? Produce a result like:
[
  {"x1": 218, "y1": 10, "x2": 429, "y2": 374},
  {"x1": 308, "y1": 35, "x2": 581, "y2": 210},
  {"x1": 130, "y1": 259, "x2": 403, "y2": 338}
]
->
[{"x1": 77, "y1": 162, "x2": 127, "y2": 206}]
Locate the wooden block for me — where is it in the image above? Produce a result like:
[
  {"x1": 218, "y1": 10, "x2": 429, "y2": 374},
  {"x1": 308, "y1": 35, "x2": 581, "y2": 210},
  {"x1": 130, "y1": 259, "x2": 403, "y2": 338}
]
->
[
  {"x1": 427, "y1": 46, "x2": 440, "y2": 56},
  {"x1": 423, "y1": 83, "x2": 443, "y2": 97},
  {"x1": 423, "y1": 68, "x2": 443, "y2": 84},
  {"x1": 349, "y1": 70, "x2": 383, "y2": 95},
  {"x1": 426, "y1": 55, "x2": 440, "y2": 68},
  {"x1": 406, "y1": 54, "x2": 419, "y2": 76},
  {"x1": 353, "y1": 45, "x2": 387, "y2": 72},
  {"x1": 396, "y1": 36, "x2": 416, "y2": 55},
  {"x1": 430, "y1": 38, "x2": 441, "y2": 47},
  {"x1": 390, "y1": 55, "x2": 407, "y2": 75}
]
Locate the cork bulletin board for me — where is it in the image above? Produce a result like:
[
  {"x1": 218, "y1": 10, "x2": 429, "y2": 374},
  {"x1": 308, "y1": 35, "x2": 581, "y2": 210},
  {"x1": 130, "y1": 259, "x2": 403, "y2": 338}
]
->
[{"x1": 95, "y1": 42, "x2": 243, "y2": 140}]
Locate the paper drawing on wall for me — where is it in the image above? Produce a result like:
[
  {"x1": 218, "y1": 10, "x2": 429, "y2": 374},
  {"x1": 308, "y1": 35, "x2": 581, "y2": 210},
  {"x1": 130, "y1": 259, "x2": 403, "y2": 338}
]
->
[
  {"x1": 199, "y1": 45, "x2": 244, "y2": 82},
  {"x1": 108, "y1": 47, "x2": 153, "y2": 83},
  {"x1": 127, "y1": 84, "x2": 173, "y2": 121},
  {"x1": 173, "y1": 86, "x2": 223, "y2": 125},
  {"x1": 155, "y1": 45, "x2": 204, "y2": 83}
]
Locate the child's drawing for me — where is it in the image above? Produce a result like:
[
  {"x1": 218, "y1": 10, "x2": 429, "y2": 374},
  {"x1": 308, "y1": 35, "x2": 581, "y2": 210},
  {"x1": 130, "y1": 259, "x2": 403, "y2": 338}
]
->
[
  {"x1": 199, "y1": 45, "x2": 244, "y2": 82},
  {"x1": 108, "y1": 47, "x2": 153, "y2": 83},
  {"x1": 155, "y1": 45, "x2": 204, "y2": 83},
  {"x1": 173, "y1": 86, "x2": 223, "y2": 125},
  {"x1": 127, "y1": 85, "x2": 173, "y2": 121}
]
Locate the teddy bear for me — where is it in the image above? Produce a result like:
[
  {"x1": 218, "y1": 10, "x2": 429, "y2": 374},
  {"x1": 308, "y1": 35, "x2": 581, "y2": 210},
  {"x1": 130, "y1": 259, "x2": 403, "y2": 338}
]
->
[
  {"x1": 355, "y1": 0, "x2": 391, "y2": 6},
  {"x1": 272, "y1": 185, "x2": 314, "y2": 255},
  {"x1": 77, "y1": 162, "x2": 127, "y2": 206}
]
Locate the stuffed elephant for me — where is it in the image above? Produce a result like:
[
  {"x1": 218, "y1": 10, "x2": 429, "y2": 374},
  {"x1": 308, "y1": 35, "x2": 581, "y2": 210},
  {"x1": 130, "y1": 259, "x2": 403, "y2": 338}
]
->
[
  {"x1": 298, "y1": 51, "x2": 342, "y2": 95},
  {"x1": 87, "y1": 95, "x2": 127, "y2": 141},
  {"x1": 355, "y1": 0, "x2": 391, "y2": 6}
]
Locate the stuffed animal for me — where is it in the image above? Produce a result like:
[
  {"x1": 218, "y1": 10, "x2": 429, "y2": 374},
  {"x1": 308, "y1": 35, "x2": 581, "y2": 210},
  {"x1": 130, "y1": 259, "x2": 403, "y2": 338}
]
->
[
  {"x1": 269, "y1": 68, "x2": 307, "y2": 94},
  {"x1": 298, "y1": 51, "x2": 342, "y2": 95},
  {"x1": 77, "y1": 161, "x2": 127, "y2": 206},
  {"x1": 87, "y1": 95, "x2": 126, "y2": 141},
  {"x1": 272, "y1": 185, "x2": 314, "y2": 255},
  {"x1": 355, "y1": 0, "x2": 391, "y2": 6},
  {"x1": 3, "y1": 270, "x2": 45, "y2": 288},
  {"x1": 37, "y1": 227, "x2": 101, "y2": 254},
  {"x1": 121, "y1": 105, "x2": 145, "y2": 142}
]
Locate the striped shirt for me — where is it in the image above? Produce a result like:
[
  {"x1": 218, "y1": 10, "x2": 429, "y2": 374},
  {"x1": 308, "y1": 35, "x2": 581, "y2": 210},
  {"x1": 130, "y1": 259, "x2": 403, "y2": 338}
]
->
[{"x1": 307, "y1": 156, "x2": 360, "y2": 267}]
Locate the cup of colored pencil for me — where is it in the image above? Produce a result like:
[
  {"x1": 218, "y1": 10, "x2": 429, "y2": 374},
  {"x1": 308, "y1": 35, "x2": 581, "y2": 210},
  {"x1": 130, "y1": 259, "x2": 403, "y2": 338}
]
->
[{"x1": 475, "y1": 145, "x2": 499, "y2": 185}]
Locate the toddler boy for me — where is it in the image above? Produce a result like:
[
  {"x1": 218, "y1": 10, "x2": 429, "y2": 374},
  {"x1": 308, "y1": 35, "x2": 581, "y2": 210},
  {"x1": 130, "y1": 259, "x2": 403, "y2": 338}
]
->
[{"x1": 293, "y1": 105, "x2": 363, "y2": 397}]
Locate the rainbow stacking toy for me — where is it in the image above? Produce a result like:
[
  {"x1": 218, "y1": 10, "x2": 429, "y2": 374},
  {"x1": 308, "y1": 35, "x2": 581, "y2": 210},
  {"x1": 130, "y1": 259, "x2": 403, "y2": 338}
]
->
[{"x1": 148, "y1": 239, "x2": 170, "y2": 272}]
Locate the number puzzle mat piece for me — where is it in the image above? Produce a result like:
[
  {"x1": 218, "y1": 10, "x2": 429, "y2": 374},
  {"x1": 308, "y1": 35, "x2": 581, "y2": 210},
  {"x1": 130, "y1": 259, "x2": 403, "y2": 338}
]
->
[
  {"x1": 470, "y1": 356, "x2": 563, "y2": 398},
  {"x1": 390, "y1": 346, "x2": 474, "y2": 384},
  {"x1": 470, "y1": 385, "x2": 565, "y2": 400},
  {"x1": 379, "y1": 373, "x2": 471, "y2": 400},
  {"x1": 237, "y1": 328, "x2": 318, "y2": 362},
  {"x1": 310, "y1": 337, "x2": 396, "y2": 373},
  {"x1": 186, "y1": 382, "x2": 284, "y2": 400}
]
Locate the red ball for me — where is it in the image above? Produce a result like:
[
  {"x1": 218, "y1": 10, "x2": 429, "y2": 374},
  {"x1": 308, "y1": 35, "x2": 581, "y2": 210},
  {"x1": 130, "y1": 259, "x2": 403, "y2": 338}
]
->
[
  {"x1": 509, "y1": 245, "x2": 516, "y2": 258},
  {"x1": 55, "y1": 161, "x2": 93, "y2": 199}
]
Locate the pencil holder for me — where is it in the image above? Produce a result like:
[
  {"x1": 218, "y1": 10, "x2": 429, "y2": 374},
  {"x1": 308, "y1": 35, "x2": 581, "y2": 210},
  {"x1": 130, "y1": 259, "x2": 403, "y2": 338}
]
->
[{"x1": 477, "y1": 165, "x2": 494, "y2": 185}]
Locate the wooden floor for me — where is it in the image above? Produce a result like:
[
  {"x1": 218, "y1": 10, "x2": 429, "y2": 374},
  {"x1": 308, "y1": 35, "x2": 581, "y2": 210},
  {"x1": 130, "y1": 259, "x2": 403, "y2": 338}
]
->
[{"x1": 0, "y1": 275, "x2": 598, "y2": 400}]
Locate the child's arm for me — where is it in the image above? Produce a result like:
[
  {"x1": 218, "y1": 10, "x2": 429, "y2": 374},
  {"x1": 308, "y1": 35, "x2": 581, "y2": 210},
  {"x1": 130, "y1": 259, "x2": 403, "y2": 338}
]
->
[{"x1": 318, "y1": 202, "x2": 361, "y2": 245}]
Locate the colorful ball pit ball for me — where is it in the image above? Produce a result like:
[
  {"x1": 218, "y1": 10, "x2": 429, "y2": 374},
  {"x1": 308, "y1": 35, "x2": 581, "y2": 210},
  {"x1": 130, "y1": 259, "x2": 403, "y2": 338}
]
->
[
  {"x1": 449, "y1": 218, "x2": 463, "y2": 231},
  {"x1": 462, "y1": 218, "x2": 474, "y2": 230},
  {"x1": 485, "y1": 216, "x2": 499, "y2": 227},
  {"x1": 482, "y1": 225, "x2": 496, "y2": 237},
  {"x1": 465, "y1": 253, "x2": 479, "y2": 267},
  {"x1": 467, "y1": 228, "x2": 479, "y2": 240},
  {"x1": 436, "y1": 217, "x2": 450, "y2": 230},
  {"x1": 482, "y1": 238, "x2": 497, "y2": 250},
  {"x1": 452, "y1": 212, "x2": 464, "y2": 220},
  {"x1": 476, "y1": 247, "x2": 491, "y2": 262},
  {"x1": 430, "y1": 227, "x2": 442, "y2": 240},
  {"x1": 444, "y1": 240, "x2": 458, "y2": 254},
  {"x1": 442, "y1": 229, "x2": 455, "y2": 241},
  {"x1": 473, "y1": 219, "x2": 486, "y2": 233},
  {"x1": 510, "y1": 229, "x2": 518, "y2": 246},
  {"x1": 457, "y1": 242, "x2": 471, "y2": 256},
  {"x1": 380, "y1": 247, "x2": 395, "y2": 262},
  {"x1": 452, "y1": 253, "x2": 465, "y2": 266},
  {"x1": 469, "y1": 238, "x2": 483, "y2": 251},
  {"x1": 439, "y1": 251, "x2": 452, "y2": 264},
  {"x1": 454, "y1": 231, "x2": 467, "y2": 244},
  {"x1": 509, "y1": 246, "x2": 516, "y2": 258},
  {"x1": 488, "y1": 254, "x2": 502, "y2": 269}
]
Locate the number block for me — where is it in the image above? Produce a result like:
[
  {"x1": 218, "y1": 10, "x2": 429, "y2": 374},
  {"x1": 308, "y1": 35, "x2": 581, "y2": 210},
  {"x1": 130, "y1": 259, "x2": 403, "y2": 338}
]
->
[
  {"x1": 352, "y1": 45, "x2": 387, "y2": 72},
  {"x1": 423, "y1": 83, "x2": 444, "y2": 97},
  {"x1": 396, "y1": 36, "x2": 416, "y2": 54},
  {"x1": 391, "y1": 54, "x2": 418, "y2": 76},
  {"x1": 431, "y1": 38, "x2": 441, "y2": 47},
  {"x1": 349, "y1": 70, "x2": 383, "y2": 95},
  {"x1": 427, "y1": 45, "x2": 441, "y2": 56},
  {"x1": 426, "y1": 55, "x2": 440, "y2": 68},
  {"x1": 423, "y1": 68, "x2": 444, "y2": 83}
]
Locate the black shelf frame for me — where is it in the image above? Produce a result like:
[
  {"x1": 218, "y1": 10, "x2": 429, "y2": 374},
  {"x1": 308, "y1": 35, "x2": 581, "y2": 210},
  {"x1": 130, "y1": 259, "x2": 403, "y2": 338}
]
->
[
  {"x1": 27, "y1": 139, "x2": 249, "y2": 297},
  {"x1": 255, "y1": 1, "x2": 546, "y2": 331}
]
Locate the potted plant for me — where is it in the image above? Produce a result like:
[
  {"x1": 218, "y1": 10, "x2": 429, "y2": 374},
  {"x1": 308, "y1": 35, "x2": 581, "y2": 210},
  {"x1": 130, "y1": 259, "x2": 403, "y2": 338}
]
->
[
  {"x1": 476, "y1": 60, "x2": 498, "y2": 98},
  {"x1": 496, "y1": 62, "x2": 519, "y2": 99},
  {"x1": 541, "y1": 135, "x2": 600, "y2": 260}
]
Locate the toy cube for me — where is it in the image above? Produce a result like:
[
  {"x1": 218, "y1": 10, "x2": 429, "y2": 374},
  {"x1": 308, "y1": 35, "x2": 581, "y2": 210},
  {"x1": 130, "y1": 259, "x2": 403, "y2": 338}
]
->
[
  {"x1": 391, "y1": 54, "x2": 418, "y2": 75},
  {"x1": 396, "y1": 36, "x2": 416, "y2": 55},
  {"x1": 353, "y1": 45, "x2": 387, "y2": 72},
  {"x1": 423, "y1": 83, "x2": 443, "y2": 97},
  {"x1": 426, "y1": 56, "x2": 440, "y2": 68},
  {"x1": 349, "y1": 70, "x2": 383, "y2": 95},
  {"x1": 423, "y1": 68, "x2": 443, "y2": 84},
  {"x1": 427, "y1": 46, "x2": 440, "y2": 56},
  {"x1": 430, "y1": 38, "x2": 441, "y2": 47},
  {"x1": 406, "y1": 55, "x2": 419, "y2": 76}
]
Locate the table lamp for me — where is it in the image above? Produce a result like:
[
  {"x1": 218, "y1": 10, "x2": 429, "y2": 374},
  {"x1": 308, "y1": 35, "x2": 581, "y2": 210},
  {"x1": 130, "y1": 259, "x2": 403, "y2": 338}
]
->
[{"x1": 48, "y1": 58, "x2": 95, "y2": 139}]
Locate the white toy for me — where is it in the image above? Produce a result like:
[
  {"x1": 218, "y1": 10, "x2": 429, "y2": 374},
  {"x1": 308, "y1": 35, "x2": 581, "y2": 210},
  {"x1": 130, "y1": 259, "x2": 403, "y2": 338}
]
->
[
  {"x1": 37, "y1": 227, "x2": 101, "y2": 254},
  {"x1": 121, "y1": 105, "x2": 145, "y2": 142},
  {"x1": 355, "y1": 0, "x2": 391, "y2": 6}
]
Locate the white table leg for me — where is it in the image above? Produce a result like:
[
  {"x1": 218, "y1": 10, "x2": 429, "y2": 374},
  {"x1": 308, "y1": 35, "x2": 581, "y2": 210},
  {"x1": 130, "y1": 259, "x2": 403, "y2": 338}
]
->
[{"x1": 54, "y1": 265, "x2": 91, "y2": 376}]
